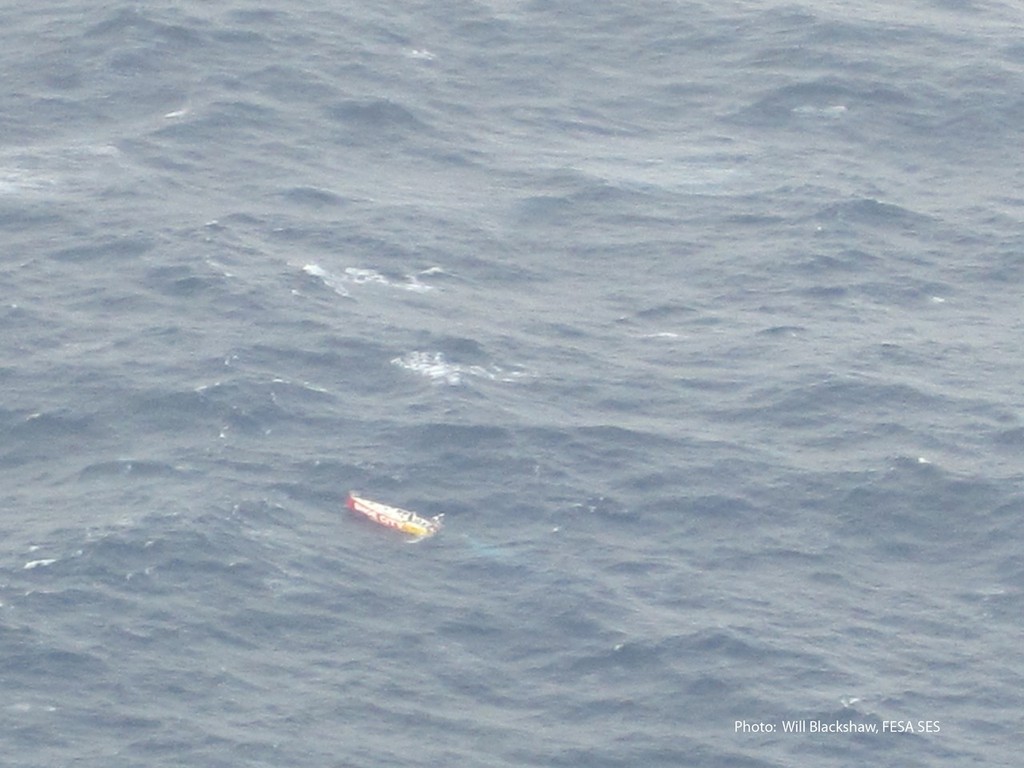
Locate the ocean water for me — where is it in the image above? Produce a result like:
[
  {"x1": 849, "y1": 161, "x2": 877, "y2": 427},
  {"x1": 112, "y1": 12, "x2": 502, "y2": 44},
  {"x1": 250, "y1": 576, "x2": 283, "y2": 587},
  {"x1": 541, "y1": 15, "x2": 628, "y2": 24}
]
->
[{"x1": 1, "y1": 1, "x2": 1022, "y2": 765}]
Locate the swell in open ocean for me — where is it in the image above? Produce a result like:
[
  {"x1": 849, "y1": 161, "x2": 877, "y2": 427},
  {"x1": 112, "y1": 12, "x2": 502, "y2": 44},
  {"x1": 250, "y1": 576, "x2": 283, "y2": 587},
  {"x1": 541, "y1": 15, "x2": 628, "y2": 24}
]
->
[{"x1": 2, "y1": 1, "x2": 1022, "y2": 766}]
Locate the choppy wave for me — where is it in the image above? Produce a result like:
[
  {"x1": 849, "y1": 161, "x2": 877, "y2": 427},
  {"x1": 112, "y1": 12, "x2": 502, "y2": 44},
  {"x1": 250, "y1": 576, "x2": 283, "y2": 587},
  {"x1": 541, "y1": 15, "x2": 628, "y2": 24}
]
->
[
  {"x1": 0, "y1": 144, "x2": 123, "y2": 197},
  {"x1": 390, "y1": 351, "x2": 531, "y2": 386},
  {"x1": 302, "y1": 263, "x2": 437, "y2": 296},
  {"x1": 2, "y1": 1, "x2": 1022, "y2": 766}
]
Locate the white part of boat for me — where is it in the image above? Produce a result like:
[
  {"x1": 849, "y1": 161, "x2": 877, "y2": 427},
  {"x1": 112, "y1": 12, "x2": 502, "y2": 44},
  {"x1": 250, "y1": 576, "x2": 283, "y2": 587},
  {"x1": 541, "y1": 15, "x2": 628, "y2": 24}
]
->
[{"x1": 346, "y1": 492, "x2": 443, "y2": 538}]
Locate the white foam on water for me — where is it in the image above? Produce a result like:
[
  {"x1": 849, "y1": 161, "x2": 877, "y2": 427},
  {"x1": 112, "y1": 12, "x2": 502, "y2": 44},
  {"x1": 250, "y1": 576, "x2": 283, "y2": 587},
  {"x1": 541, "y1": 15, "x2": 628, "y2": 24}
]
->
[
  {"x1": 302, "y1": 264, "x2": 437, "y2": 296},
  {"x1": 391, "y1": 351, "x2": 468, "y2": 385},
  {"x1": 343, "y1": 267, "x2": 434, "y2": 293},
  {"x1": 302, "y1": 263, "x2": 350, "y2": 297},
  {"x1": 24, "y1": 558, "x2": 57, "y2": 570},
  {"x1": 391, "y1": 351, "x2": 532, "y2": 386}
]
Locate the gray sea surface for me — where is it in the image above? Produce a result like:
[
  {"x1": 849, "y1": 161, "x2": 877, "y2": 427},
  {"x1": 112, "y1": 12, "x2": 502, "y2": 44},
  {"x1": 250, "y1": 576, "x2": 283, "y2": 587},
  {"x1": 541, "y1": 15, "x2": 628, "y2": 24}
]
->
[{"x1": 2, "y1": 1, "x2": 1022, "y2": 766}]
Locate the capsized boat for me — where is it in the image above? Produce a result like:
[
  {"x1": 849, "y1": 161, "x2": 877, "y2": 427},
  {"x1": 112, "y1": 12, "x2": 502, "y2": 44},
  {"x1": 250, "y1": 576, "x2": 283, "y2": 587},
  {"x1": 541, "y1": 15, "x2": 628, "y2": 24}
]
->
[{"x1": 346, "y1": 492, "x2": 444, "y2": 538}]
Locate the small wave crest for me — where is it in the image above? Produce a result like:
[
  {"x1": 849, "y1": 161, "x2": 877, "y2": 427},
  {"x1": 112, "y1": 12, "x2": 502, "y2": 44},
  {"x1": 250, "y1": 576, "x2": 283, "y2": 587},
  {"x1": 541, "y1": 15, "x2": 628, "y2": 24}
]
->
[
  {"x1": 24, "y1": 558, "x2": 58, "y2": 570},
  {"x1": 302, "y1": 263, "x2": 350, "y2": 296},
  {"x1": 302, "y1": 263, "x2": 437, "y2": 296},
  {"x1": 391, "y1": 351, "x2": 530, "y2": 386},
  {"x1": 344, "y1": 267, "x2": 433, "y2": 293}
]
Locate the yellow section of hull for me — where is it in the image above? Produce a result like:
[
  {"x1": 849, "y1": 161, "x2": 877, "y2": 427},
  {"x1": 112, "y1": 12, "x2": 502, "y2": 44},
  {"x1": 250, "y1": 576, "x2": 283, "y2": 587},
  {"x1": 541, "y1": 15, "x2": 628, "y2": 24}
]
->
[{"x1": 398, "y1": 520, "x2": 433, "y2": 537}]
